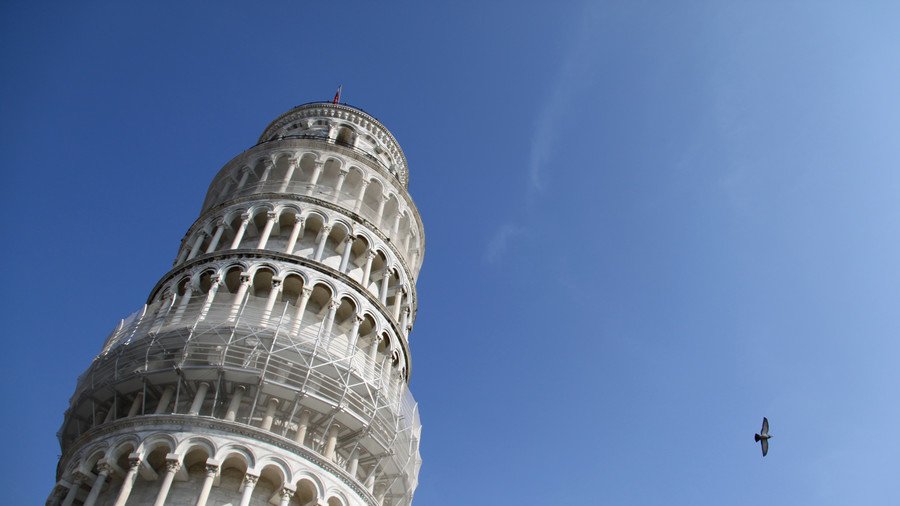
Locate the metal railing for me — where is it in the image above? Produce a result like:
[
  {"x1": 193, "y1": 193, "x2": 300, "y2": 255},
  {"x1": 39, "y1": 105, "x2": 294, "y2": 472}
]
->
[{"x1": 69, "y1": 297, "x2": 421, "y2": 501}]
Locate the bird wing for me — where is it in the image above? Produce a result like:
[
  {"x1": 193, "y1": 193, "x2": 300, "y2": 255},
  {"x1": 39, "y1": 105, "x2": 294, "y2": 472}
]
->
[
  {"x1": 761, "y1": 438, "x2": 768, "y2": 456},
  {"x1": 761, "y1": 417, "x2": 769, "y2": 434}
]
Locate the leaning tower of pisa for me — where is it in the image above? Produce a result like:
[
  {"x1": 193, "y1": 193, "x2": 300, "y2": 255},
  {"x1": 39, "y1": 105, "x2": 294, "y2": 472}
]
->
[{"x1": 49, "y1": 102, "x2": 424, "y2": 506}]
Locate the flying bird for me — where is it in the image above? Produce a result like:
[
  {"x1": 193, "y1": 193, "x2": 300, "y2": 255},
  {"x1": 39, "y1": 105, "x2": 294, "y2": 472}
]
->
[{"x1": 755, "y1": 417, "x2": 772, "y2": 456}]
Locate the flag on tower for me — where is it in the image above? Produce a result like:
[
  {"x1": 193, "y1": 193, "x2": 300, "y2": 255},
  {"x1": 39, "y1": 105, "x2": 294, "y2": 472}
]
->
[{"x1": 332, "y1": 85, "x2": 342, "y2": 104}]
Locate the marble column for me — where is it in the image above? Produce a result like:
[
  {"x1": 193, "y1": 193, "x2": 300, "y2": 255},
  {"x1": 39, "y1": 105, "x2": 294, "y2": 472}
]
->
[
  {"x1": 379, "y1": 271, "x2": 391, "y2": 304},
  {"x1": 194, "y1": 463, "x2": 219, "y2": 506},
  {"x1": 339, "y1": 235, "x2": 355, "y2": 272},
  {"x1": 187, "y1": 233, "x2": 206, "y2": 260},
  {"x1": 256, "y1": 211, "x2": 278, "y2": 250},
  {"x1": 229, "y1": 213, "x2": 251, "y2": 249},
  {"x1": 261, "y1": 278, "x2": 283, "y2": 324},
  {"x1": 236, "y1": 168, "x2": 251, "y2": 190},
  {"x1": 238, "y1": 474, "x2": 258, "y2": 506},
  {"x1": 309, "y1": 161, "x2": 324, "y2": 188},
  {"x1": 290, "y1": 287, "x2": 312, "y2": 335},
  {"x1": 284, "y1": 214, "x2": 304, "y2": 254},
  {"x1": 347, "y1": 314, "x2": 363, "y2": 354},
  {"x1": 278, "y1": 159, "x2": 297, "y2": 193},
  {"x1": 392, "y1": 288, "x2": 404, "y2": 321},
  {"x1": 112, "y1": 456, "x2": 141, "y2": 506},
  {"x1": 278, "y1": 488, "x2": 295, "y2": 506},
  {"x1": 361, "y1": 250, "x2": 376, "y2": 287},
  {"x1": 172, "y1": 285, "x2": 194, "y2": 322},
  {"x1": 126, "y1": 393, "x2": 143, "y2": 418},
  {"x1": 228, "y1": 275, "x2": 251, "y2": 319},
  {"x1": 205, "y1": 220, "x2": 225, "y2": 253},
  {"x1": 260, "y1": 397, "x2": 279, "y2": 431},
  {"x1": 188, "y1": 382, "x2": 210, "y2": 416},
  {"x1": 294, "y1": 410, "x2": 311, "y2": 445},
  {"x1": 152, "y1": 459, "x2": 181, "y2": 506},
  {"x1": 375, "y1": 194, "x2": 388, "y2": 226},
  {"x1": 224, "y1": 385, "x2": 246, "y2": 422},
  {"x1": 353, "y1": 179, "x2": 370, "y2": 214},
  {"x1": 154, "y1": 385, "x2": 175, "y2": 414},
  {"x1": 333, "y1": 169, "x2": 349, "y2": 202},
  {"x1": 323, "y1": 424, "x2": 341, "y2": 461},
  {"x1": 314, "y1": 225, "x2": 332, "y2": 261},
  {"x1": 83, "y1": 462, "x2": 111, "y2": 506},
  {"x1": 257, "y1": 159, "x2": 274, "y2": 189},
  {"x1": 320, "y1": 300, "x2": 339, "y2": 341},
  {"x1": 198, "y1": 276, "x2": 221, "y2": 321},
  {"x1": 61, "y1": 472, "x2": 86, "y2": 506}
]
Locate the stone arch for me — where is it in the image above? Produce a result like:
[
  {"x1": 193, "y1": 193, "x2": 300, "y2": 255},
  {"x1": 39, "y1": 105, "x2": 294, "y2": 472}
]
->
[
  {"x1": 321, "y1": 221, "x2": 351, "y2": 270},
  {"x1": 222, "y1": 264, "x2": 246, "y2": 295},
  {"x1": 281, "y1": 272, "x2": 307, "y2": 306},
  {"x1": 175, "y1": 276, "x2": 192, "y2": 297},
  {"x1": 335, "y1": 124, "x2": 357, "y2": 147},
  {"x1": 382, "y1": 192, "x2": 401, "y2": 230},
  {"x1": 294, "y1": 151, "x2": 320, "y2": 184},
  {"x1": 270, "y1": 206, "x2": 302, "y2": 253},
  {"x1": 138, "y1": 433, "x2": 177, "y2": 456},
  {"x1": 174, "y1": 436, "x2": 216, "y2": 458},
  {"x1": 216, "y1": 446, "x2": 255, "y2": 494},
  {"x1": 398, "y1": 210, "x2": 412, "y2": 245},
  {"x1": 215, "y1": 445, "x2": 255, "y2": 469},
  {"x1": 295, "y1": 211, "x2": 326, "y2": 259},
  {"x1": 292, "y1": 473, "x2": 323, "y2": 505},
  {"x1": 355, "y1": 313, "x2": 379, "y2": 354},
  {"x1": 252, "y1": 459, "x2": 290, "y2": 501},
  {"x1": 333, "y1": 296, "x2": 359, "y2": 340},
  {"x1": 342, "y1": 165, "x2": 366, "y2": 203},
  {"x1": 369, "y1": 249, "x2": 389, "y2": 298},
  {"x1": 362, "y1": 178, "x2": 385, "y2": 220},
  {"x1": 193, "y1": 268, "x2": 217, "y2": 295},
  {"x1": 239, "y1": 206, "x2": 275, "y2": 249},
  {"x1": 318, "y1": 156, "x2": 345, "y2": 192},
  {"x1": 140, "y1": 434, "x2": 178, "y2": 476},
  {"x1": 82, "y1": 446, "x2": 108, "y2": 471},
  {"x1": 246, "y1": 158, "x2": 267, "y2": 186},
  {"x1": 108, "y1": 435, "x2": 141, "y2": 460},
  {"x1": 345, "y1": 232, "x2": 370, "y2": 280},
  {"x1": 326, "y1": 492, "x2": 349, "y2": 506}
]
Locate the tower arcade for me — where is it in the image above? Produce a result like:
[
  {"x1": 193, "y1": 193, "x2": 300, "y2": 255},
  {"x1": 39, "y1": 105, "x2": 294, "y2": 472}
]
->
[{"x1": 49, "y1": 102, "x2": 425, "y2": 506}]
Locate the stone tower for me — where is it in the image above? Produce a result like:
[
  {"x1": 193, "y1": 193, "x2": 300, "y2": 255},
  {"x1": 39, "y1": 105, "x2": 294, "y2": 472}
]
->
[{"x1": 49, "y1": 102, "x2": 424, "y2": 506}]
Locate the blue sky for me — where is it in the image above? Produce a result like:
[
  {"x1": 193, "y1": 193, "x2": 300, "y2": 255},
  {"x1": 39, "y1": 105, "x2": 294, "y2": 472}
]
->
[{"x1": 3, "y1": 1, "x2": 900, "y2": 504}]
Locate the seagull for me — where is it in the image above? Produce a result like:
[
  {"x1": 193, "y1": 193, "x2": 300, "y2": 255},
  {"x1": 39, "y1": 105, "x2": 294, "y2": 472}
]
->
[{"x1": 755, "y1": 417, "x2": 772, "y2": 456}]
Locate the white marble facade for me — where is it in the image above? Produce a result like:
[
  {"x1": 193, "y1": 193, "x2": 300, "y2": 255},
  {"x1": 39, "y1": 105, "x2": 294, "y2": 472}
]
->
[{"x1": 50, "y1": 103, "x2": 425, "y2": 506}]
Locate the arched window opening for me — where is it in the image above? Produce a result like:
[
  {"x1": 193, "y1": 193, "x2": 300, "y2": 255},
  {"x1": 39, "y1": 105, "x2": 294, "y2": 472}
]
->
[
  {"x1": 217, "y1": 453, "x2": 250, "y2": 493},
  {"x1": 224, "y1": 266, "x2": 244, "y2": 294},
  {"x1": 281, "y1": 274, "x2": 304, "y2": 307},
  {"x1": 251, "y1": 269, "x2": 275, "y2": 299},
  {"x1": 296, "y1": 214, "x2": 324, "y2": 259},
  {"x1": 297, "y1": 153, "x2": 318, "y2": 184},
  {"x1": 335, "y1": 126, "x2": 356, "y2": 147},
  {"x1": 321, "y1": 225, "x2": 349, "y2": 270},
  {"x1": 293, "y1": 478, "x2": 318, "y2": 506}
]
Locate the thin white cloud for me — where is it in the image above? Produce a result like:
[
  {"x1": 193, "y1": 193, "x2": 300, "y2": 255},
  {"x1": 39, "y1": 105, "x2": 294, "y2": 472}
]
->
[
  {"x1": 486, "y1": 3, "x2": 602, "y2": 266},
  {"x1": 528, "y1": 3, "x2": 603, "y2": 195},
  {"x1": 484, "y1": 224, "x2": 523, "y2": 264}
]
